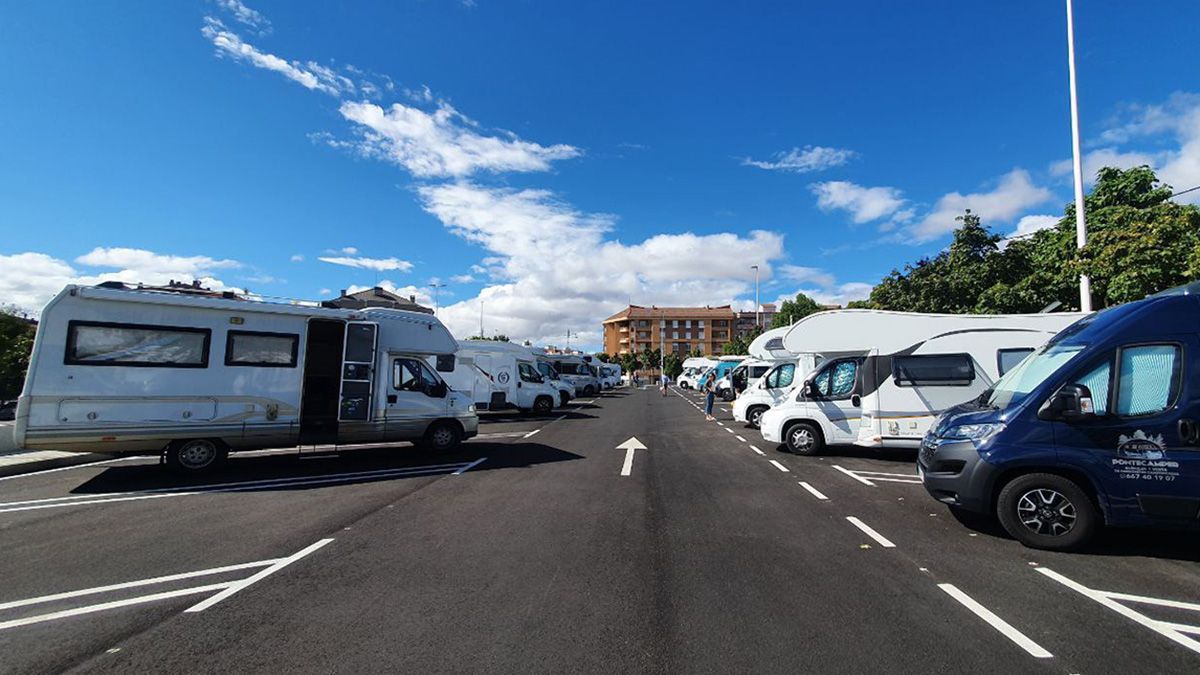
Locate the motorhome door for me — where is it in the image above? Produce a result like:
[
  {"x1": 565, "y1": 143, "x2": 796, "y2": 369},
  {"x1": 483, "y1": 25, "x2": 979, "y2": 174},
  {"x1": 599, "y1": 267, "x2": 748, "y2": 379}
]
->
[{"x1": 339, "y1": 322, "x2": 378, "y2": 422}]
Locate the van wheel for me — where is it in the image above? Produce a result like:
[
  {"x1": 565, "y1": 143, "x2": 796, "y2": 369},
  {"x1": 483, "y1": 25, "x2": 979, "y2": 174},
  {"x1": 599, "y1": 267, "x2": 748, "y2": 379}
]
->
[
  {"x1": 583, "y1": 385, "x2": 596, "y2": 396},
  {"x1": 423, "y1": 422, "x2": 462, "y2": 452},
  {"x1": 747, "y1": 406, "x2": 768, "y2": 429},
  {"x1": 786, "y1": 422, "x2": 824, "y2": 456},
  {"x1": 997, "y1": 473, "x2": 1099, "y2": 551},
  {"x1": 166, "y1": 439, "x2": 227, "y2": 472},
  {"x1": 533, "y1": 396, "x2": 554, "y2": 415},
  {"x1": 722, "y1": 389, "x2": 735, "y2": 402}
]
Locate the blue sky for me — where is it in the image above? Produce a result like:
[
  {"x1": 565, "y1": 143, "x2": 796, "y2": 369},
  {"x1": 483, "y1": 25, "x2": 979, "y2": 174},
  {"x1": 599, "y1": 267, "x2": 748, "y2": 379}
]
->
[{"x1": 3, "y1": 1, "x2": 1199, "y2": 350}]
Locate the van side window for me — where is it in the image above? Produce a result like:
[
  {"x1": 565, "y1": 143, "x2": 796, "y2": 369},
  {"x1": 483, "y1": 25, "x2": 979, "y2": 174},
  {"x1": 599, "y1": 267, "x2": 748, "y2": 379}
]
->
[
  {"x1": 65, "y1": 321, "x2": 210, "y2": 367},
  {"x1": 519, "y1": 363, "x2": 541, "y2": 383},
  {"x1": 1117, "y1": 345, "x2": 1180, "y2": 416},
  {"x1": 997, "y1": 348, "x2": 1034, "y2": 376},
  {"x1": 892, "y1": 354, "x2": 974, "y2": 386},
  {"x1": 767, "y1": 363, "x2": 795, "y2": 389},
  {"x1": 1076, "y1": 359, "x2": 1112, "y2": 416},
  {"x1": 813, "y1": 359, "x2": 857, "y2": 398},
  {"x1": 393, "y1": 358, "x2": 439, "y2": 394},
  {"x1": 226, "y1": 331, "x2": 298, "y2": 367}
]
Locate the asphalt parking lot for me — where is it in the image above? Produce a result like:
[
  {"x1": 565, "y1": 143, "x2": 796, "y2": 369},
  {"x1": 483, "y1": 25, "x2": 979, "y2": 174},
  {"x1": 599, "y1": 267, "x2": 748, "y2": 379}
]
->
[{"x1": 1, "y1": 387, "x2": 1198, "y2": 673}]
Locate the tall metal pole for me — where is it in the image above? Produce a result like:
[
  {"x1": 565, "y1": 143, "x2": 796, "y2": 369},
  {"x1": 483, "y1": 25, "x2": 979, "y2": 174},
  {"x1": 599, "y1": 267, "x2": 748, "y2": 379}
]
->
[
  {"x1": 429, "y1": 282, "x2": 446, "y2": 315},
  {"x1": 660, "y1": 310, "x2": 665, "y2": 377},
  {"x1": 479, "y1": 297, "x2": 484, "y2": 337},
  {"x1": 1066, "y1": 0, "x2": 1092, "y2": 312},
  {"x1": 752, "y1": 265, "x2": 760, "y2": 330}
]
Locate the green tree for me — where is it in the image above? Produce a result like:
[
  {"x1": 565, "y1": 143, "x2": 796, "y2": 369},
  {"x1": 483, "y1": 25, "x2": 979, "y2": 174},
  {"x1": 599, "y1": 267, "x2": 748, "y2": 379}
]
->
[
  {"x1": 663, "y1": 352, "x2": 684, "y2": 378},
  {"x1": 616, "y1": 352, "x2": 641, "y2": 375},
  {"x1": 770, "y1": 293, "x2": 823, "y2": 328},
  {"x1": 0, "y1": 308, "x2": 36, "y2": 399},
  {"x1": 594, "y1": 353, "x2": 611, "y2": 363}
]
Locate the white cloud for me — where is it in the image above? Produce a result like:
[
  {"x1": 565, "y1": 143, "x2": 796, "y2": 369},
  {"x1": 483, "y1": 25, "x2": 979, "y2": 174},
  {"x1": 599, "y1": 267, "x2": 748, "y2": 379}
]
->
[
  {"x1": 743, "y1": 145, "x2": 856, "y2": 173},
  {"x1": 318, "y1": 287, "x2": 332, "y2": 296},
  {"x1": 450, "y1": 274, "x2": 476, "y2": 283},
  {"x1": 778, "y1": 265, "x2": 835, "y2": 287},
  {"x1": 336, "y1": 100, "x2": 581, "y2": 178},
  {"x1": 416, "y1": 183, "x2": 785, "y2": 345},
  {"x1": 811, "y1": 181, "x2": 908, "y2": 224},
  {"x1": 339, "y1": 246, "x2": 358, "y2": 255},
  {"x1": 1008, "y1": 214, "x2": 1060, "y2": 239},
  {"x1": 201, "y1": 18, "x2": 352, "y2": 96},
  {"x1": 290, "y1": 254, "x2": 305, "y2": 262},
  {"x1": 317, "y1": 255, "x2": 413, "y2": 272},
  {"x1": 0, "y1": 248, "x2": 243, "y2": 315},
  {"x1": 774, "y1": 282, "x2": 873, "y2": 309},
  {"x1": 906, "y1": 169, "x2": 1053, "y2": 243},
  {"x1": 1056, "y1": 92, "x2": 1200, "y2": 203},
  {"x1": 216, "y1": 0, "x2": 270, "y2": 32}
]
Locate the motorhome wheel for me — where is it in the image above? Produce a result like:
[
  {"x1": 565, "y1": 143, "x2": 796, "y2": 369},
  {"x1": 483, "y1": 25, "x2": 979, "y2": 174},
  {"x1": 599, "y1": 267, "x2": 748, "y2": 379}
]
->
[
  {"x1": 747, "y1": 406, "x2": 767, "y2": 429},
  {"x1": 996, "y1": 473, "x2": 1098, "y2": 550},
  {"x1": 166, "y1": 439, "x2": 226, "y2": 472},
  {"x1": 534, "y1": 396, "x2": 554, "y2": 414},
  {"x1": 785, "y1": 422, "x2": 824, "y2": 456},
  {"x1": 424, "y1": 422, "x2": 462, "y2": 452},
  {"x1": 584, "y1": 385, "x2": 596, "y2": 396}
]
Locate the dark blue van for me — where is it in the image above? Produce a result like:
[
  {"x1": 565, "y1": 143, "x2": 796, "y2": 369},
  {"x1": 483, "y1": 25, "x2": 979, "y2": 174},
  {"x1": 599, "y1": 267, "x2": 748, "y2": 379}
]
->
[{"x1": 919, "y1": 283, "x2": 1200, "y2": 550}]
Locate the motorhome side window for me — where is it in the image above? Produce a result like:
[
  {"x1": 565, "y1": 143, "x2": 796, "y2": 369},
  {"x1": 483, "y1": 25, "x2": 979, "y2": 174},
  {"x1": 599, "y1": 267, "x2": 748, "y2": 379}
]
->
[
  {"x1": 996, "y1": 348, "x2": 1034, "y2": 376},
  {"x1": 766, "y1": 363, "x2": 795, "y2": 389},
  {"x1": 892, "y1": 354, "x2": 973, "y2": 386},
  {"x1": 393, "y1": 358, "x2": 439, "y2": 394},
  {"x1": 813, "y1": 359, "x2": 857, "y2": 398},
  {"x1": 558, "y1": 363, "x2": 578, "y2": 375},
  {"x1": 65, "y1": 321, "x2": 210, "y2": 367},
  {"x1": 1072, "y1": 344, "x2": 1181, "y2": 417},
  {"x1": 225, "y1": 331, "x2": 298, "y2": 367}
]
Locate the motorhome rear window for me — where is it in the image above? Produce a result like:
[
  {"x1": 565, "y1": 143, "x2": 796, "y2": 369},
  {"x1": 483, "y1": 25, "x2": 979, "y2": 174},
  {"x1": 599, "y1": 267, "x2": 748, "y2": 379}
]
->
[
  {"x1": 892, "y1": 354, "x2": 974, "y2": 386},
  {"x1": 66, "y1": 321, "x2": 210, "y2": 367},
  {"x1": 225, "y1": 331, "x2": 298, "y2": 367}
]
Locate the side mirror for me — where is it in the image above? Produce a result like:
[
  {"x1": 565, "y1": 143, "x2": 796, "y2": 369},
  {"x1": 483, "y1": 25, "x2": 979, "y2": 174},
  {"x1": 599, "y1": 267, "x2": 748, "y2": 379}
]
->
[
  {"x1": 1038, "y1": 384, "x2": 1094, "y2": 421},
  {"x1": 804, "y1": 380, "x2": 820, "y2": 399},
  {"x1": 432, "y1": 381, "x2": 448, "y2": 398},
  {"x1": 851, "y1": 394, "x2": 861, "y2": 408}
]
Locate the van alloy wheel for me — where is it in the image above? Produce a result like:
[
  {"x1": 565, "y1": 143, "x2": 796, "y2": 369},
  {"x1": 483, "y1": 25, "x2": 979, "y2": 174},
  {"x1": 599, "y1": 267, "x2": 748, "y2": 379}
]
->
[
  {"x1": 1015, "y1": 488, "x2": 1077, "y2": 537},
  {"x1": 790, "y1": 427, "x2": 814, "y2": 450},
  {"x1": 748, "y1": 407, "x2": 765, "y2": 428},
  {"x1": 169, "y1": 439, "x2": 223, "y2": 471},
  {"x1": 786, "y1": 422, "x2": 823, "y2": 455}
]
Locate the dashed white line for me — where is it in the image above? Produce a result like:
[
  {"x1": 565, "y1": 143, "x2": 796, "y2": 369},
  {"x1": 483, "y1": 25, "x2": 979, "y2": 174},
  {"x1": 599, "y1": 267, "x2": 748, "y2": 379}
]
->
[
  {"x1": 768, "y1": 460, "x2": 790, "y2": 473},
  {"x1": 937, "y1": 583, "x2": 1053, "y2": 659},
  {"x1": 522, "y1": 429, "x2": 541, "y2": 439},
  {"x1": 735, "y1": 435, "x2": 746, "y2": 443},
  {"x1": 725, "y1": 428, "x2": 735, "y2": 434},
  {"x1": 749, "y1": 445, "x2": 765, "y2": 455},
  {"x1": 798, "y1": 481, "x2": 829, "y2": 500},
  {"x1": 845, "y1": 516, "x2": 895, "y2": 548},
  {"x1": 832, "y1": 464, "x2": 875, "y2": 486}
]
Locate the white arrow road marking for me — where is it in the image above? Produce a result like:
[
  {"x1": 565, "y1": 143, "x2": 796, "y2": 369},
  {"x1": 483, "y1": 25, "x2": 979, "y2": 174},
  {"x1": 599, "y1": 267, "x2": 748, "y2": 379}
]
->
[{"x1": 617, "y1": 437, "x2": 647, "y2": 476}]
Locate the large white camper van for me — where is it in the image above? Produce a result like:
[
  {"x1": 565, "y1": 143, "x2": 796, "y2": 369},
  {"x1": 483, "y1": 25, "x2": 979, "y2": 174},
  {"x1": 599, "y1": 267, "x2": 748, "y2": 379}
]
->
[
  {"x1": 758, "y1": 310, "x2": 1084, "y2": 455},
  {"x1": 677, "y1": 357, "x2": 717, "y2": 388},
  {"x1": 545, "y1": 354, "x2": 600, "y2": 396},
  {"x1": 732, "y1": 326, "x2": 821, "y2": 428},
  {"x1": 15, "y1": 284, "x2": 479, "y2": 471},
  {"x1": 531, "y1": 352, "x2": 575, "y2": 406},
  {"x1": 440, "y1": 340, "x2": 560, "y2": 414}
]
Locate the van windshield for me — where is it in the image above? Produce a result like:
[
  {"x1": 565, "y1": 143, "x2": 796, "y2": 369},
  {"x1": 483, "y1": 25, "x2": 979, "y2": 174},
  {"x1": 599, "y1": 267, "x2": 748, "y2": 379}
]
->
[{"x1": 984, "y1": 343, "x2": 1087, "y2": 410}]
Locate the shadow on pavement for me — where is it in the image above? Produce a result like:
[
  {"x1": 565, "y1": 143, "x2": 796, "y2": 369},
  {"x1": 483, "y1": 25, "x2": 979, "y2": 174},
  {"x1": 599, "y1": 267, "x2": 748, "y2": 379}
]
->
[{"x1": 67, "y1": 442, "x2": 582, "y2": 496}]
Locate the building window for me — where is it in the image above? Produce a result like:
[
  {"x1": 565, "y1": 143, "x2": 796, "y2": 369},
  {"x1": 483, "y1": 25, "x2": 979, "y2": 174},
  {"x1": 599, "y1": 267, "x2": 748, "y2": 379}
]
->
[
  {"x1": 226, "y1": 330, "x2": 299, "y2": 367},
  {"x1": 698, "y1": 320, "x2": 704, "y2": 328},
  {"x1": 685, "y1": 320, "x2": 692, "y2": 328},
  {"x1": 65, "y1": 321, "x2": 211, "y2": 368}
]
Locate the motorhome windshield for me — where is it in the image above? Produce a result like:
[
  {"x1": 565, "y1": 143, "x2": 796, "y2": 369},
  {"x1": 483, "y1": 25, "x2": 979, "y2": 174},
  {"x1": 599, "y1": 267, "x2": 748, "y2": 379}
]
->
[
  {"x1": 983, "y1": 342, "x2": 1087, "y2": 410},
  {"x1": 537, "y1": 362, "x2": 557, "y2": 379}
]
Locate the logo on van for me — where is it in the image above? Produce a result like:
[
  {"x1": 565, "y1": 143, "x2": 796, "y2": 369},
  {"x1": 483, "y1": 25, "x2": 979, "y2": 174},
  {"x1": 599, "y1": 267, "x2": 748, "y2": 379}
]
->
[
  {"x1": 1117, "y1": 430, "x2": 1166, "y2": 459},
  {"x1": 497, "y1": 371, "x2": 511, "y2": 384}
]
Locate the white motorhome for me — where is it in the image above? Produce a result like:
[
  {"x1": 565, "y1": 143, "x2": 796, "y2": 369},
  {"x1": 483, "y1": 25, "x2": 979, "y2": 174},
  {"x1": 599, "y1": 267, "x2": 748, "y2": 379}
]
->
[
  {"x1": 716, "y1": 358, "x2": 774, "y2": 401},
  {"x1": 545, "y1": 354, "x2": 600, "y2": 396},
  {"x1": 758, "y1": 310, "x2": 1084, "y2": 455},
  {"x1": 597, "y1": 362, "x2": 622, "y2": 389},
  {"x1": 531, "y1": 352, "x2": 575, "y2": 407},
  {"x1": 732, "y1": 327, "x2": 820, "y2": 428},
  {"x1": 15, "y1": 284, "x2": 479, "y2": 471},
  {"x1": 677, "y1": 357, "x2": 718, "y2": 388},
  {"x1": 439, "y1": 340, "x2": 560, "y2": 414}
]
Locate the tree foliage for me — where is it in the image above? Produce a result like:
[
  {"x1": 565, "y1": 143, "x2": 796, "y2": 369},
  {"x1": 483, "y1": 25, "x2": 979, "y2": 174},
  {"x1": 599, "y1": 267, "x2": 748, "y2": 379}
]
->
[
  {"x1": 770, "y1": 293, "x2": 823, "y2": 328},
  {"x1": 722, "y1": 328, "x2": 761, "y2": 356},
  {"x1": 868, "y1": 167, "x2": 1200, "y2": 314},
  {"x1": 0, "y1": 308, "x2": 36, "y2": 400}
]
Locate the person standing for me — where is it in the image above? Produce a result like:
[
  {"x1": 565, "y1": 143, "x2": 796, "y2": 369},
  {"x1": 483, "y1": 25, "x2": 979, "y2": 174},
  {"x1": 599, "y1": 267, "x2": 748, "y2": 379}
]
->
[
  {"x1": 703, "y1": 371, "x2": 717, "y2": 420},
  {"x1": 660, "y1": 371, "x2": 670, "y2": 396}
]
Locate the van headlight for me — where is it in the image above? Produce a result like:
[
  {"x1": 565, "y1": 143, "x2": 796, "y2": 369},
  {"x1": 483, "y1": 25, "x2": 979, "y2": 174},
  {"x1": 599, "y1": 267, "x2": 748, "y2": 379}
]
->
[
  {"x1": 941, "y1": 423, "x2": 1004, "y2": 444},
  {"x1": 468, "y1": 404, "x2": 476, "y2": 413}
]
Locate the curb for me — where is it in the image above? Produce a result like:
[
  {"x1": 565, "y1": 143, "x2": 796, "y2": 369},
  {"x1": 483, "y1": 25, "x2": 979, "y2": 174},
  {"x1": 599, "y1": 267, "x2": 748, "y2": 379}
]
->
[{"x1": 0, "y1": 452, "x2": 114, "y2": 479}]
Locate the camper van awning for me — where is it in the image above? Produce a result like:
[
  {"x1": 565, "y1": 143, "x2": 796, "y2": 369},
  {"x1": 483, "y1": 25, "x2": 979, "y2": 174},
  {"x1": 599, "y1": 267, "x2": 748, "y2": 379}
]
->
[
  {"x1": 747, "y1": 326, "x2": 793, "y2": 360},
  {"x1": 781, "y1": 309, "x2": 1087, "y2": 356}
]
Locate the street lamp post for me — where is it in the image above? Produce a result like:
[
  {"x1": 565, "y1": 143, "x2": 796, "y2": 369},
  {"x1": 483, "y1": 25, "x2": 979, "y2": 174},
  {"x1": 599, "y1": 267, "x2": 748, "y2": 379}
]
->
[
  {"x1": 751, "y1": 265, "x2": 760, "y2": 330},
  {"x1": 428, "y1": 282, "x2": 446, "y2": 315},
  {"x1": 1065, "y1": 0, "x2": 1092, "y2": 312}
]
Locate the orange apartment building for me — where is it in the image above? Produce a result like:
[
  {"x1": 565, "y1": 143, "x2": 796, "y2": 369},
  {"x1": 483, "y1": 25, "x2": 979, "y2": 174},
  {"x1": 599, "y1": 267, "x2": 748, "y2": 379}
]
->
[{"x1": 601, "y1": 305, "x2": 738, "y2": 356}]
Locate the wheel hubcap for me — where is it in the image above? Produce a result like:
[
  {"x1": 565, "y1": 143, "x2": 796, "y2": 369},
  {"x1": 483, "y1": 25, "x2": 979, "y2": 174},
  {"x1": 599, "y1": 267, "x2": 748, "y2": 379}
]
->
[
  {"x1": 750, "y1": 410, "x2": 762, "y2": 425},
  {"x1": 791, "y1": 428, "x2": 814, "y2": 450},
  {"x1": 178, "y1": 440, "x2": 216, "y2": 468},
  {"x1": 433, "y1": 429, "x2": 454, "y2": 446},
  {"x1": 1016, "y1": 488, "x2": 1077, "y2": 536}
]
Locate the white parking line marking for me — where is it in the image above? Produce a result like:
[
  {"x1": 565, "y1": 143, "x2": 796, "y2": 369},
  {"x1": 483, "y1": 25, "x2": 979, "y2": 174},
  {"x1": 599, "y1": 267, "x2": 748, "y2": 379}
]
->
[
  {"x1": 522, "y1": 429, "x2": 541, "y2": 439},
  {"x1": 0, "y1": 559, "x2": 279, "y2": 612},
  {"x1": 769, "y1": 460, "x2": 790, "y2": 473},
  {"x1": 1036, "y1": 567, "x2": 1200, "y2": 655},
  {"x1": 749, "y1": 445, "x2": 765, "y2": 455},
  {"x1": 937, "y1": 583, "x2": 1053, "y2": 659},
  {"x1": 832, "y1": 465, "x2": 875, "y2": 486},
  {"x1": 452, "y1": 457, "x2": 488, "y2": 475},
  {"x1": 0, "y1": 583, "x2": 232, "y2": 631},
  {"x1": 853, "y1": 469, "x2": 922, "y2": 484},
  {"x1": 845, "y1": 516, "x2": 895, "y2": 548},
  {"x1": 798, "y1": 482, "x2": 828, "y2": 500},
  {"x1": 186, "y1": 538, "x2": 334, "y2": 612},
  {"x1": 725, "y1": 428, "x2": 735, "y2": 434},
  {"x1": 735, "y1": 435, "x2": 746, "y2": 443}
]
